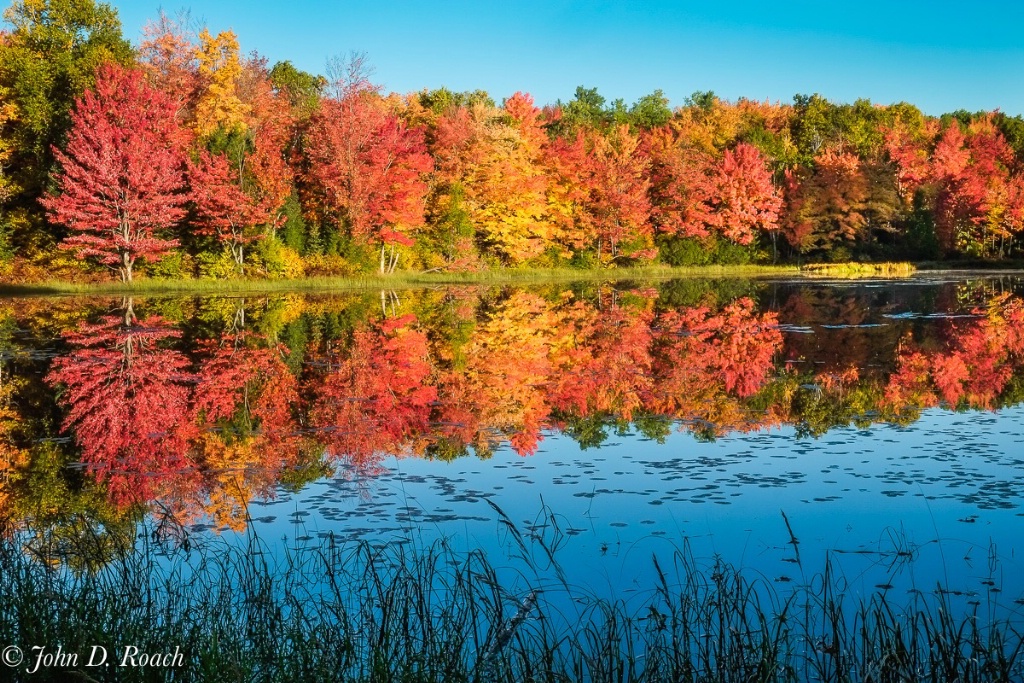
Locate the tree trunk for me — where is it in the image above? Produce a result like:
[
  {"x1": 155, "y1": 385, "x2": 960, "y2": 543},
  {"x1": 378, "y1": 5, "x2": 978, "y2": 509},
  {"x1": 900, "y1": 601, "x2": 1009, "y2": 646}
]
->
[
  {"x1": 120, "y1": 251, "x2": 133, "y2": 283},
  {"x1": 388, "y1": 244, "x2": 399, "y2": 274}
]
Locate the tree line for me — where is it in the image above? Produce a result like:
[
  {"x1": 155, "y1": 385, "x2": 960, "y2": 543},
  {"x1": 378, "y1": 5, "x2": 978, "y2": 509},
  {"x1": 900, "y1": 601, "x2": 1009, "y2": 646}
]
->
[{"x1": 4, "y1": 1, "x2": 1024, "y2": 282}]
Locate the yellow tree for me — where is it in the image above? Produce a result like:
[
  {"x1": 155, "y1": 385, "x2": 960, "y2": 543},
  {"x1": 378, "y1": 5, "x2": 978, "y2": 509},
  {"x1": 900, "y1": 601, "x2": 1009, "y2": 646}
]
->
[
  {"x1": 193, "y1": 28, "x2": 249, "y2": 137},
  {"x1": 463, "y1": 94, "x2": 551, "y2": 264},
  {"x1": 0, "y1": 79, "x2": 16, "y2": 204}
]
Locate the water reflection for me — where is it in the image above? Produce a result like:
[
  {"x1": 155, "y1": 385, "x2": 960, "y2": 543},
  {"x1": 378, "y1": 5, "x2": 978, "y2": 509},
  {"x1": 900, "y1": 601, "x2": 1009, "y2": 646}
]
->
[{"x1": 1, "y1": 276, "x2": 1023, "y2": 553}]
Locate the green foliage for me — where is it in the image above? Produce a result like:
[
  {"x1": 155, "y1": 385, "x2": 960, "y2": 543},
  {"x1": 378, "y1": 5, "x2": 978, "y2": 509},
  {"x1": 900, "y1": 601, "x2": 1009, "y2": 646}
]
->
[
  {"x1": 279, "y1": 192, "x2": 307, "y2": 254},
  {"x1": 657, "y1": 235, "x2": 763, "y2": 266},
  {"x1": 941, "y1": 109, "x2": 974, "y2": 129},
  {"x1": 901, "y1": 200, "x2": 941, "y2": 260},
  {"x1": 740, "y1": 124, "x2": 796, "y2": 168},
  {"x1": 993, "y1": 112, "x2": 1024, "y2": 159},
  {"x1": 144, "y1": 249, "x2": 195, "y2": 279},
  {"x1": 685, "y1": 90, "x2": 717, "y2": 112},
  {"x1": 197, "y1": 248, "x2": 243, "y2": 279},
  {"x1": 423, "y1": 183, "x2": 474, "y2": 264},
  {"x1": 254, "y1": 235, "x2": 305, "y2": 278},
  {"x1": 0, "y1": 0, "x2": 132, "y2": 246},
  {"x1": 0, "y1": 217, "x2": 14, "y2": 275},
  {"x1": 269, "y1": 60, "x2": 325, "y2": 117},
  {"x1": 629, "y1": 89, "x2": 672, "y2": 130},
  {"x1": 201, "y1": 123, "x2": 251, "y2": 160},
  {"x1": 554, "y1": 85, "x2": 610, "y2": 135},
  {"x1": 419, "y1": 87, "x2": 494, "y2": 114}
]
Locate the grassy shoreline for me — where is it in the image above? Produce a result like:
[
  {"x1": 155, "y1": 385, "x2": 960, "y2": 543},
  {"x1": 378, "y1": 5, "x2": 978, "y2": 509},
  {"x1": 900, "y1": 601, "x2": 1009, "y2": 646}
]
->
[
  {"x1": 0, "y1": 264, "x2": 799, "y2": 296},
  {"x1": 6, "y1": 258, "x2": 1024, "y2": 297},
  {"x1": 0, "y1": 262, "x2": 928, "y2": 296}
]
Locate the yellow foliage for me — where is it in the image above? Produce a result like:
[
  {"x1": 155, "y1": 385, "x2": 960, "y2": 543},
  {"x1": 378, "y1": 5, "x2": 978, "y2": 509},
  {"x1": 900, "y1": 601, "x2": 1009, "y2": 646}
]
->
[
  {"x1": 463, "y1": 109, "x2": 550, "y2": 264},
  {"x1": 0, "y1": 366, "x2": 29, "y2": 523},
  {"x1": 0, "y1": 81, "x2": 18, "y2": 202},
  {"x1": 193, "y1": 28, "x2": 249, "y2": 137}
]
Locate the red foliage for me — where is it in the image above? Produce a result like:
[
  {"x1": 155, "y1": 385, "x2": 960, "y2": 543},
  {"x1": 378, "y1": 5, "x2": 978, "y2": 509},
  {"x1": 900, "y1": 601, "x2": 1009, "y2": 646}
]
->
[
  {"x1": 304, "y1": 92, "x2": 433, "y2": 267},
  {"x1": 43, "y1": 64, "x2": 188, "y2": 282},
  {"x1": 928, "y1": 121, "x2": 1014, "y2": 255},
  {"x1": 46, "y1": 308, "x2": 197, "y2": 506},
  {"x1": 587, "y1": 126, "x2": 653, "y2": 259},
  {"x1": 782, "y1": 148, "x2": 870, "y2": 252},
  {"x1": 882, "y1": 124, "x2": 930, "y2": 200},
  {"x1": 641, "y1": 126, "x2": 714, "y2": 239},
  {"x1": 706, "y1": 143, "x2": 782, "y2": 245},
  {"x1": 238, "y1": 58, "x2": 295, "y2": 217},
  {"x1": 547, "y1": 127, "x2": 652, "y2": 260},
  {"x1": 189, "y1": 150, "x2": 277, "y2": 265},
  {"x1": 311, "y1": 315, "x2": 437, "y2": 464}
]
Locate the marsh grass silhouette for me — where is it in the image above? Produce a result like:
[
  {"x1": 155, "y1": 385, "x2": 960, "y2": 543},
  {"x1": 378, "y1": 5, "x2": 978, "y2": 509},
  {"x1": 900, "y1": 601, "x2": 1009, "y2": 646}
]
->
[{"x1": 0, "y1": 505, "x2": 1021, "y2": 682}]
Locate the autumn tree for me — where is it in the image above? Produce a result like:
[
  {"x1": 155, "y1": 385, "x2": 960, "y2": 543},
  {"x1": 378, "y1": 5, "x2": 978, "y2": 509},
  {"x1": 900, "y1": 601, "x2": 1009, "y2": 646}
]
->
[
  {"x1": 188, "y1": 55, "x2": 295, "y2": 273},
  {"x1": 42, "y1": 63, "x2": 188, "y2": 282},
  {"x1": 930, "y1": 119, "x2": 1015, "y2": 257},
  {"x1": 782, "y1": 148, "x2": 870, "y2": 254},
  {"x1": 705, "y1": 142, "x2": 782, "y2": 246},
  {"x1": 304, "y1": 90, "x2": 433, "y2": 273},
  {"x1": 426, "y1": 93, "x2": 551, "y2": 265},
  {"x1": 547, "y1": 126, "x2": 653, "y2": 263},
  {"x1": 641, "y1": 125, "x2": 714, "y2": 240},
  {"x1": 189, "y1": 150, "x2": 275, "y2": 269},
  {"x1": 193, "y1": 28, "x2": 248, "y2": 138},
  {"x1": 137, "y1": 10, "x2": 199, "y2": 126},
  {"x1": 586, "y1": 125, "x2": 654, "y2": 261}
]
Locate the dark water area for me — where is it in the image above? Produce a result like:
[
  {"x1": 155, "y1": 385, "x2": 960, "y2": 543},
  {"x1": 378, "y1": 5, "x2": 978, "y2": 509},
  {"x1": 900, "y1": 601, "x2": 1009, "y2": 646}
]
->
[{"x1": 3, "y1": 274, "x2": 1024, "y2": 625}]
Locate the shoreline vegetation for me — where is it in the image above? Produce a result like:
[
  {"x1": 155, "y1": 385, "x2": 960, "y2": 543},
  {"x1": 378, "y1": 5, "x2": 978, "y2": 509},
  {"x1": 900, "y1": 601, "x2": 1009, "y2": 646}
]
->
[
  {"x1": 0, "y1": 261, "x2": 944, "y2": 297},
  {"x1": 11, "y1": 258, "x2": 1024, "y2": 297},
  {"x1": 2, "y1": 516, "x2": 1021, "y2": 683}
]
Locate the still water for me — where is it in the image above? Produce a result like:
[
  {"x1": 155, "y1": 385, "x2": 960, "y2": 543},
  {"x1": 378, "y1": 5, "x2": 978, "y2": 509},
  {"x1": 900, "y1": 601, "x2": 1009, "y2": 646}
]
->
[{"x1": 3, "y1": 274, "x2": 1024, "y2": 622}]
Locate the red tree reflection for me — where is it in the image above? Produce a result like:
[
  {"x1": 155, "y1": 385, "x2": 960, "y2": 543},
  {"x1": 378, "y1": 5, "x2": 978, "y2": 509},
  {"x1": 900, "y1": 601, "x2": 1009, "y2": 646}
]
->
[{"x1": 47, "y1": 303, "x2": 196, "y2": 505}]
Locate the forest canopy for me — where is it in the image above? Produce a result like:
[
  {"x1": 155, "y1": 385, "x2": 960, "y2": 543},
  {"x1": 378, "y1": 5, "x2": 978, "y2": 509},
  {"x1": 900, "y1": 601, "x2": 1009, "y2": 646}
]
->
[{"x1": 3, "y1": 0, "x2": 1024, "y2": 282}]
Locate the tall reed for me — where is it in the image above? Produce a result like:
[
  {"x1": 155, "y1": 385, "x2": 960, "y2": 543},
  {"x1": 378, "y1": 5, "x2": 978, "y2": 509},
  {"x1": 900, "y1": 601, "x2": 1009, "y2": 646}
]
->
[{"x1": 0, "y1": 513, "x2": 1021, "y2": 682}]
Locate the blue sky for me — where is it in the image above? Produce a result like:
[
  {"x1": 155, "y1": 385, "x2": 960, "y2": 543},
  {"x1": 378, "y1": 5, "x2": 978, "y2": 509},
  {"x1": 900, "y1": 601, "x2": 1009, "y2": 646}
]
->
[{"x1": 111, "y1": 1, "x2": 1024, "y2": 115}]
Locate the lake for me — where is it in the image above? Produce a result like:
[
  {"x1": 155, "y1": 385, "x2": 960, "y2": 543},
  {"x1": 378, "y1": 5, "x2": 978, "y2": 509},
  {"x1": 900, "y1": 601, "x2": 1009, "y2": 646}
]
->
[{"x1": 2, "y1": 273, "x2": 1024, "y2": 680}]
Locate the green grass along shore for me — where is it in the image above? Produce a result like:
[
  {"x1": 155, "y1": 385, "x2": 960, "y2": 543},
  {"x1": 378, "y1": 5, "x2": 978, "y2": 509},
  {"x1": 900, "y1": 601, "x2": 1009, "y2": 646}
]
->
[{"x1": 0, "y1": 262, "x2": 935, "y2": 297}]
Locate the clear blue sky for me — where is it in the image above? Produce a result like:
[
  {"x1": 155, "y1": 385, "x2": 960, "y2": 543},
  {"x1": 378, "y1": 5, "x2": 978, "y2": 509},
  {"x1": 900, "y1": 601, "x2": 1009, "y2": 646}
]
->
[{"x1": 111, "y1": 0, "x2": 1024, "y2": 116}]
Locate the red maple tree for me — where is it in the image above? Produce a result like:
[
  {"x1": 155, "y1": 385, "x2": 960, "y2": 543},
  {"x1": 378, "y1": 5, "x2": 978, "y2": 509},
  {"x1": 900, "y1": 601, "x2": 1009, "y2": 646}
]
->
[
  {"x1": 189, "y1": 150, "x2": 277, "y2": 269},
  {"x1": 304, "y1": 91, "x2": 433, "y2": 273},
  {"x1": 43, "y1": 63, "x2": 189, "y2": 282},
  {"x1": 706, "y1": 142, "x2": 782, "y2": 245}
]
